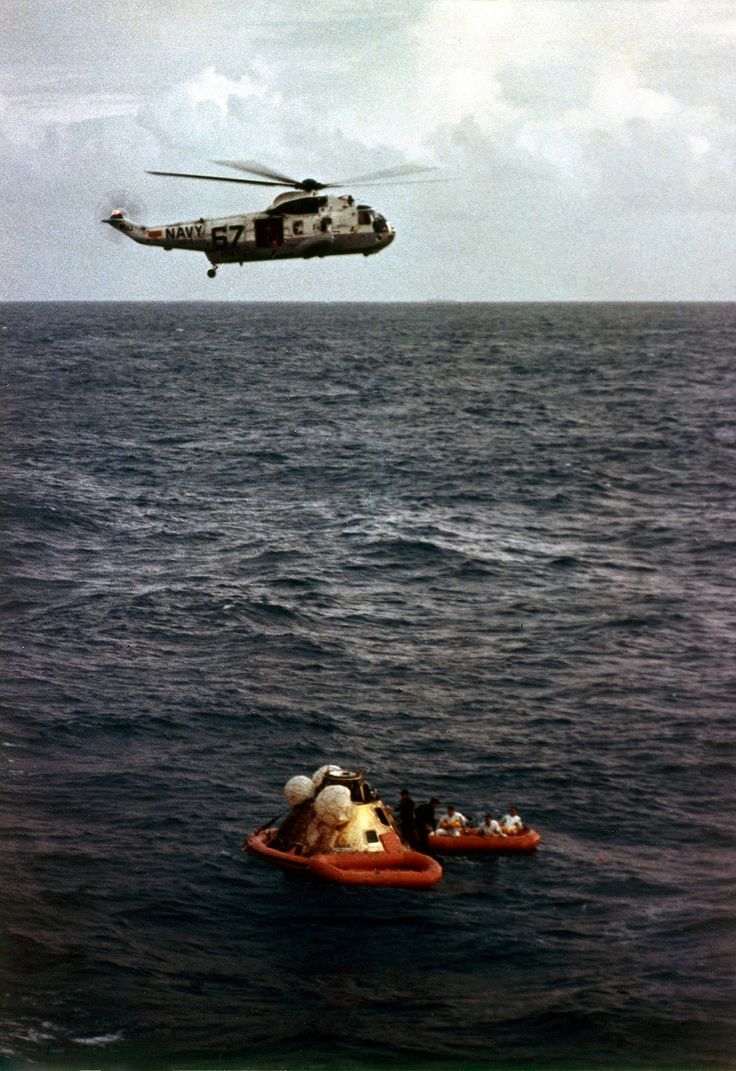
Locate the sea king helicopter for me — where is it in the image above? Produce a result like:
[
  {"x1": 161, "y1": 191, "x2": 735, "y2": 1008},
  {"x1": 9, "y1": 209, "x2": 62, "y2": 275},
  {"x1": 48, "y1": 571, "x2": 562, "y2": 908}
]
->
[{"x1": 102, "y1": 160, "x2": 436, "y2": 278}]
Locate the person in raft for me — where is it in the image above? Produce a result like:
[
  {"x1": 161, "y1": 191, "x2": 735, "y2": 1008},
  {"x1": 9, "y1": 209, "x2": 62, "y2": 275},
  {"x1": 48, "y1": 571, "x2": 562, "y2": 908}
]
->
[
  {"x1": 476, "y1": 814, "x2": 507, "y2": 837},
  {"x1": 500, "y1": 807, "x2": 525, "y2": 834},
  {"x1": 414, "y1": 797, "x2": 440, "y2": 851},
  {"x1": 398, "y1": 788, "x2": 416, "y2": 846},
  {"x1": 437, "y1": 804, "x2": 469, "y2": 836}
]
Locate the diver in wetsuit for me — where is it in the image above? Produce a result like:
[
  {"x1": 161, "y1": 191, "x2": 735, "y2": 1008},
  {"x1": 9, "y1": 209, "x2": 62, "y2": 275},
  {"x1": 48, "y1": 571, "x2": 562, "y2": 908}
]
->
[
  {"x1": 398, "y1": 788, "x2": 416, "y2": 846},
  {"x1": 414, "y1": 797, "x2": 440, "y2": 852}
]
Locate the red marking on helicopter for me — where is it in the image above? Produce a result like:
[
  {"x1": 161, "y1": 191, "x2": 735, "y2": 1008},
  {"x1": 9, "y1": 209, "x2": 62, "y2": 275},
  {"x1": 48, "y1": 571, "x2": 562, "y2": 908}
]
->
[{"x1": 148, "y1": 230, "x2": 162, "y2": 238}]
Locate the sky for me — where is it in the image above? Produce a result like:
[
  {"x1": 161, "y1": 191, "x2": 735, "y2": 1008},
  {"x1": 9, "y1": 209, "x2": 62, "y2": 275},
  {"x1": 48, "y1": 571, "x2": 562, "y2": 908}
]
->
[{"x1": 2, "y1": 0, "x2": 735, "y2": 301}]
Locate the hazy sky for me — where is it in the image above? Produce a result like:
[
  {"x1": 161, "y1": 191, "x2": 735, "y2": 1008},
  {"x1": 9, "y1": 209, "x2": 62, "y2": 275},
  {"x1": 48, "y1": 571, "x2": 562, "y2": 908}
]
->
[{"x1": 3, "y1": 0, "x2": 735, "y2": 301}]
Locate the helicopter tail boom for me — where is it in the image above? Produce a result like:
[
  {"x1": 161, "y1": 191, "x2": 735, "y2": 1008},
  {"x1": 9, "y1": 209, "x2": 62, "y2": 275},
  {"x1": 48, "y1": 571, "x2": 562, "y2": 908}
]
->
[
  {"x1": 102, "y1": 211, "x2": 154, "y2": 245},
  {"x1": 102, "y1": 210, "x2": 208, "y2": 251}
]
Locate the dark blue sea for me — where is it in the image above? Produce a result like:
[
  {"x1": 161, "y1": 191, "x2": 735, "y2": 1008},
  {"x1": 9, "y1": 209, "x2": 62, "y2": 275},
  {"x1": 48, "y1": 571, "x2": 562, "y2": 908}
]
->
[{"x1": 1, "y1": 302, "x2": 735, "y2": 1071}]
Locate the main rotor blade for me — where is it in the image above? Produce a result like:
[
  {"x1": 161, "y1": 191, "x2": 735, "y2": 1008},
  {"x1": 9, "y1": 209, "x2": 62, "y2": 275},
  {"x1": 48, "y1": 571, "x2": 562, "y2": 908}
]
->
[
  {"x1": 212, "y1": 160, "x2": 303, "y2": 186},
  {"x1": 324, "y1": 177, "x2": 445, "y2": 189},
  {"x1": 146, "y1": 164, "x2": 444, "y2": 192},
  {"x1": 210, "y1": 160, "x2": 441, "y2": 190},
  {"x1": 326, "y1": 164, "x2": 440, "y2": 186},
  {"x1": 147, "y1": 170, "x2": 287, "y2": 187}
]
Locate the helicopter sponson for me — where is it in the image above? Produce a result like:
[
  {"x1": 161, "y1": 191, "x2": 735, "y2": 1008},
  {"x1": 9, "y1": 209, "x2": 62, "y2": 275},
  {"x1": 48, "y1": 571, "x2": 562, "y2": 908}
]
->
[{"x1": 103, "y1": 192, "x2": 394, "y2": 278}]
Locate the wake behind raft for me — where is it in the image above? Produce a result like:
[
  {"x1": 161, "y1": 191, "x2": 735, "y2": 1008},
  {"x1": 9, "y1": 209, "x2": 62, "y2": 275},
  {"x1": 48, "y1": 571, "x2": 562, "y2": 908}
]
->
[{"x1": 244, "y1": 765, "x2": 442, "y2": 889}]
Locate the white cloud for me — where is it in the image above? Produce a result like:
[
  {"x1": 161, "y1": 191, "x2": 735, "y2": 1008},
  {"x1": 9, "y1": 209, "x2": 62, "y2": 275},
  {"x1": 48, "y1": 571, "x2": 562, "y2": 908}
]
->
[
  {"x1": 8, "y1": 91, "x2": 138, "y2": 128},
  {"x1": 422, "y1": 13, "x2": 736, "y2": 214},
  {"x1": 697, "y1": 16, "x2": 736, "y2": 37},
  {"x1": 184, "y1": 68, "x2": 281, "y2": 114},
  {"x1": 582, "y1": 68, "x2": 678, "y2": 125},
  {"x1": 2, "y1": 0, "x2": 736, "y2": 300}
]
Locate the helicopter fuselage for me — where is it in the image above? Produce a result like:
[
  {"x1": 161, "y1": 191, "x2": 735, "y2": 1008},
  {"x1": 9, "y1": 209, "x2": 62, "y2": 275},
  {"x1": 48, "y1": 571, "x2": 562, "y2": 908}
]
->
[{"x1": 104, "y1": 192, "x2": 395, "y2": 276}]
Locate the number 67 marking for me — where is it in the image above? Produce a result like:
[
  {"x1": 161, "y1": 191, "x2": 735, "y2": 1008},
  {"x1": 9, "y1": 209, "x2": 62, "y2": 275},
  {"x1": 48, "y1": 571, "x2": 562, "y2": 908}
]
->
[{"x1": 212, "y1": 224, "x2": 245, "y2": 248}]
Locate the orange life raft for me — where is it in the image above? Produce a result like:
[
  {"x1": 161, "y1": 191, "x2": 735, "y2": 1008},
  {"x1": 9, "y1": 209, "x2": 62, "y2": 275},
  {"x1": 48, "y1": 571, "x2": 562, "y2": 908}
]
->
[
  {"x1": 308, "y1": 849, "x2": 441, "y2": 888},
  {"x1": 244, "y1": 766, "x2": 443, "y2": 889},
  {"x1": 246, "y1": 827, "x2": 313, "y2": 872},
  {"x1": 428, "y1": 828, "x2": 541, "y2": 854},
  {"x1": 246, "y1": 828, "x2": 442, "y2": 888}
]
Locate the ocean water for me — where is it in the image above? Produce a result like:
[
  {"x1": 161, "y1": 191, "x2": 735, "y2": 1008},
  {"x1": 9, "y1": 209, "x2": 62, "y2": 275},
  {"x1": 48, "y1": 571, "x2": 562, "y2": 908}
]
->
[{"x1": 1, "y1": 301, "x2": 735, "y2": 1071}]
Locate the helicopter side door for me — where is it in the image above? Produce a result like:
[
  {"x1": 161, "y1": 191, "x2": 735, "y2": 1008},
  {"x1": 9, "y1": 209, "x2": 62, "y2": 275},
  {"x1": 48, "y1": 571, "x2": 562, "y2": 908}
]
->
[{"x1": 254, "y1": 216, "x2": 284, "y2": 249}]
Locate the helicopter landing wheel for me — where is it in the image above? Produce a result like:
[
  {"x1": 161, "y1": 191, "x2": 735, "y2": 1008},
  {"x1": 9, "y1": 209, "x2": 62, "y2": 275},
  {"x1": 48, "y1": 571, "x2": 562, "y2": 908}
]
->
[{"x1": 207, "y1": 267, "x2": 217, "y2": 278}]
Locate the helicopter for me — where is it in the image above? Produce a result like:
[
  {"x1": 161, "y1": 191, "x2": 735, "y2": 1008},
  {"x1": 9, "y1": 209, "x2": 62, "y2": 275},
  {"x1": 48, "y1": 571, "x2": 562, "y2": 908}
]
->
[{"x1": 102, "y1": 160, "x2": 436, "y2": 278}]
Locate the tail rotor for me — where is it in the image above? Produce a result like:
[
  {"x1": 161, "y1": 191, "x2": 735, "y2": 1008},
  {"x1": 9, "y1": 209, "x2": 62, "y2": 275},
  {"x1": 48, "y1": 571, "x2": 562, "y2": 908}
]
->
[{"x1": 97, "y1": 190, "x2": 146, "y2": 241}]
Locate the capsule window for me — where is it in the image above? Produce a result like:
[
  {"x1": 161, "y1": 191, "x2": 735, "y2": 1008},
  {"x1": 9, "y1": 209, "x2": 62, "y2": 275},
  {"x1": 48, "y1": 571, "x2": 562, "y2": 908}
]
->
[
  {"x1": 365, "y1": 830, "x2": 379, "y2": 844},
  {"x1": 375, "y1": 807, "x2": 390, "y2": 826}
]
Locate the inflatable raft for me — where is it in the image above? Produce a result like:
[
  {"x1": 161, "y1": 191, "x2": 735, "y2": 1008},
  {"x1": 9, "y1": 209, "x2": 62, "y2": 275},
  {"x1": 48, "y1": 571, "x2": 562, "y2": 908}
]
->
[
  {"x1": 428, "y1": 828, "x2": 541, "y2": 854},
  {"x1": 245, "y1": 765, "x2": 442, "y2": 889}
]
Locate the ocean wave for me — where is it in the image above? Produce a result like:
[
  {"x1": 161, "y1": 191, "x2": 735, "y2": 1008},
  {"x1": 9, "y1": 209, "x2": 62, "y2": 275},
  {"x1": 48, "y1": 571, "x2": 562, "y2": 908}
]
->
[{"x1": 2, "y1": 301, "x2": 735, "y2": 1070}]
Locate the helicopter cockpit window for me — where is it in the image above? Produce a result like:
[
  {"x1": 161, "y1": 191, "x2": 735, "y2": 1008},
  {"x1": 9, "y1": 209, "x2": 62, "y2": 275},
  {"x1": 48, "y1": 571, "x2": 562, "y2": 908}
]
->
[
  {"x1": 357, "y1": 206, "x2": 373, "y2": 226},
  {"x1": 372, "y1": 213, "x2": 388, "y2": 235}
]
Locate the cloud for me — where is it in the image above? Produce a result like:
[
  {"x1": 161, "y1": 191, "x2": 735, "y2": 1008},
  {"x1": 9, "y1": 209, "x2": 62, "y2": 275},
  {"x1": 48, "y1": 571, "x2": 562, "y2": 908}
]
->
[
  {"x1": 417, "y1": 3, "x2": 736, "y2": 216},
  {"x1": 6, "y1": 90, "x2": 138, "y2": 129},
  {"x1": 2, "y1": 0, "x2": 736, "y2": 300},
  {"x1": 183, "y1": 68, "x2": 279, "y2": 113}
]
